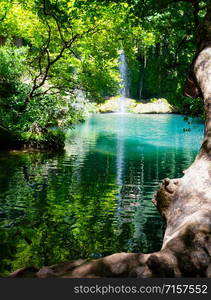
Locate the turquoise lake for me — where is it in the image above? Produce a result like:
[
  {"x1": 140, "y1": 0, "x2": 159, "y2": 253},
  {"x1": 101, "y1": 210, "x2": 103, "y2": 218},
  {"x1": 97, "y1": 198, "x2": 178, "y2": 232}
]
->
[{"x1": 0, "y1": 113, "x2": 204, "y2": 275}]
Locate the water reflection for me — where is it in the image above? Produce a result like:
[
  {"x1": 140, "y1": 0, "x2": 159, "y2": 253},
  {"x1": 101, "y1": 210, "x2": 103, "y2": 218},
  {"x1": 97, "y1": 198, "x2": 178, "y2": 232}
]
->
[{"x1": 0, "y1": 114, "x2": 204, "y2": 276}]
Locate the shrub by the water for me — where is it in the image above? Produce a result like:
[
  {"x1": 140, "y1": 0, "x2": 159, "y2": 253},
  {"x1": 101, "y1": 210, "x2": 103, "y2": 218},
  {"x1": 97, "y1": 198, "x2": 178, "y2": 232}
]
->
[
  {"x1": 21, "y1": 129, "x2": 65, "y2": 150},
  {"x1": 0, "y1": 46, "x2": 86, "y2": 150}
]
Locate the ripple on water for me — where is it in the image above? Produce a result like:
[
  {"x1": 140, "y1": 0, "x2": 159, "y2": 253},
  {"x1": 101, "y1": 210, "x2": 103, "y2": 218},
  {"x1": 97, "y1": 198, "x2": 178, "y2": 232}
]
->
[{"x1": 0, "y1": 113, "x2": 204, "y2": 274}]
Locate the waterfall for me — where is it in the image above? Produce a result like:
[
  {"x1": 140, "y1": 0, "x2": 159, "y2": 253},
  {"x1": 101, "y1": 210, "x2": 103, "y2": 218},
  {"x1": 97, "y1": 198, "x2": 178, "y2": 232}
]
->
[
  {"x1": 116, "y1": 51, "x2": 128, "y2": 214},
  {"x1": 118, "y1": 50, "x2": 128, "y2": 113}
]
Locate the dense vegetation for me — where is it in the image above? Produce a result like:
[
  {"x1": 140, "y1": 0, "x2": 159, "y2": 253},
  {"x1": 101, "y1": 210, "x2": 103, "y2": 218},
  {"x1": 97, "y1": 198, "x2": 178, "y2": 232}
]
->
[
  {"x1": 0, "y1": 0, "x2": 206, "y2": 149},
  {"x1": 1, "y1": 0, "x2": 211, "y2": 278}
]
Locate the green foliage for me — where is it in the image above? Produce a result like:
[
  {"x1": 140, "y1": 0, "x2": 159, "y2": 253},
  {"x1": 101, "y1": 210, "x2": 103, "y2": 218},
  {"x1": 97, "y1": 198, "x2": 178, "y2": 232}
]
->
[
  {"x1": 0, "y1": 0, "x2": 207, "y2": 149},
  {"x1": 0, "y1": 46, "x2": 26, "y2": 81},
  {"x1": 0, "y1": 46, "x2": 67, "y2": 148},
  {"x1": 0, "y1": 0, "x2": 132, "y2": 150},
  {"x1": 0, "y1": 46, "x2": 30, "y2": 128},
  {"x1": 178, "y1": 97, "x2": 204, "y2": 117},
  {"x1": 19, "y1": 94, "x2": 60, "y2": 131},
  {"x1": 101, "y1": 0, "x2": 204, "y2": 117},
  {"x1": 123, "y1": 2, "x2": 196, "y2": 104},
  {"x1": 21, "y1": 129, "x2": 65, "y2": 150}
]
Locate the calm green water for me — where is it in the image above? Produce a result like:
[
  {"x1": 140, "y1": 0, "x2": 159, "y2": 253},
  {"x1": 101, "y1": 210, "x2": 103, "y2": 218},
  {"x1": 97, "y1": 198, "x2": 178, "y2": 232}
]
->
[{"x1": 0, "y1": 113, "x2": 204, "y2": 275}]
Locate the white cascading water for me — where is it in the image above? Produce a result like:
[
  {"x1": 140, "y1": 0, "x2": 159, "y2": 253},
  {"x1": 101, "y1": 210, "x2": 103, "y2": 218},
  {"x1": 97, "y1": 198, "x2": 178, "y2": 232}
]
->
[{"x1": 118, "y1": 50, "x2": 128, "y2": 113}]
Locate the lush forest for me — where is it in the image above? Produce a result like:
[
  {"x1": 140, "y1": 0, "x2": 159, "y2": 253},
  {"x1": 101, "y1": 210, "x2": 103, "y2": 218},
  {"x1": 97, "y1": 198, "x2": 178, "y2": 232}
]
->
[
  {"x1": 0, "y1": 0, "x2": 206, "y2": 150},
  {"x1": 1, "y1": 0, "x2": 211, "y2": 279}
]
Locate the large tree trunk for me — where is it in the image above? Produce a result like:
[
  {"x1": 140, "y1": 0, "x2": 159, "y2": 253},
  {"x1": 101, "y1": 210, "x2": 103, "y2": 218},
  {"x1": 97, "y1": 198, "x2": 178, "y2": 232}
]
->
[{"x1": 10, "y1": 3, "x2": 211, "y2": 279}]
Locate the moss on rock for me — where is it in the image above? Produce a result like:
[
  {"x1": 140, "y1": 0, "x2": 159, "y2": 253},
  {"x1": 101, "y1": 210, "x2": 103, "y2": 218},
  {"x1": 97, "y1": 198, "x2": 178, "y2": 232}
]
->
[
  {"x1": 97, "y1": 97, "x2": 174, "y2": 114},
  {"x1": 130, "y1": 98, "x2": 174, "y2": 114}
]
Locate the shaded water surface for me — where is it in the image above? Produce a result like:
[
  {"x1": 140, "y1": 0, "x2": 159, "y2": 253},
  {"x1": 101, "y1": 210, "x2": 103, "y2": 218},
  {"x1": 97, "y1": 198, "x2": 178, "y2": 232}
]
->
[{"x1": 0, "y1": 113, "x2": 204, "y2": 275}]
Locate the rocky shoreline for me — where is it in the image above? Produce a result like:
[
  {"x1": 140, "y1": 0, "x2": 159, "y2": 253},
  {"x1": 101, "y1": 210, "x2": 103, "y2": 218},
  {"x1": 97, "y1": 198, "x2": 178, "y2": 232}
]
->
[{"x1": 97, "y1": 97, "x2": 174, "y2": 114}]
